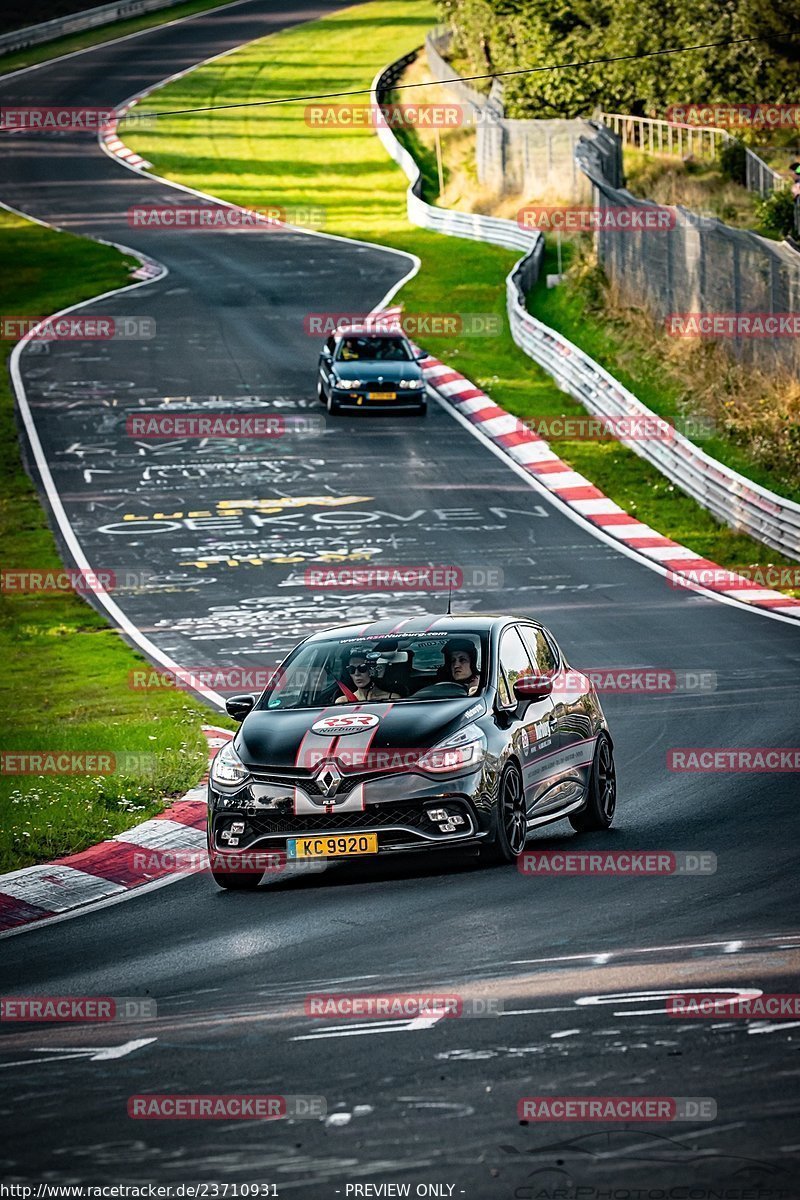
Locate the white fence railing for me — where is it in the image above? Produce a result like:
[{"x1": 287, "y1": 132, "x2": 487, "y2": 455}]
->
[
  {"x1": 372, "y1": 54, "x2": 800, "y2": 561},
  {"x1": 599, "y1": 112, "x2": 785, "y2": 197},
  {"x1": 0, "y1": 0, "x2": 192, "y2": 56}
]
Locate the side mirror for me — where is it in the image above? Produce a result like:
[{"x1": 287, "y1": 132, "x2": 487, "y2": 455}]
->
[
  {"x1": 225, "y1": 693, "x2": 256, "y2": 722},
  {"x1": 513, "y1": 674, "x2": 553, "y2": 703}
]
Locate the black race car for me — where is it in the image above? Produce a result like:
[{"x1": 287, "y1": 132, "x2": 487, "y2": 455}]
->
[
  {"x1": 207, "y1": 615, "x2": 616, "y2": 888},
  {"x1": 316, "y1": 327, "x2": 427, "y2": 414}
]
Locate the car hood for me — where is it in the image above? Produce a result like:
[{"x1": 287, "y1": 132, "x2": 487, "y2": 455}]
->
[
  {"x1": 236, "y1": 696, "x2": 486, "y2": 770},
  {"x1": 331, "y1": 361, "x2": 422, "y2": 382}
]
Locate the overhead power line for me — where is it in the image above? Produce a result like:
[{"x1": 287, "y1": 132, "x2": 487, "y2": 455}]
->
[{"x1": 129, "y1": 34, "x2": 770, "y2": 120}]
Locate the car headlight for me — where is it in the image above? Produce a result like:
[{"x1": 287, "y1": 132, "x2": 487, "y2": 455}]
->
[
  {"x1": 416, "y1": 724, "x2": 487, "y2": 774},
  {"x1": 210, "y1": 740, "x2": 250, "y2": 787},
  {"x1": 399, "y1": 378, "x2": 425, "y2": 389},
  {"x1": 334, "y1": 378, "x2": 362, "y2": 389}
]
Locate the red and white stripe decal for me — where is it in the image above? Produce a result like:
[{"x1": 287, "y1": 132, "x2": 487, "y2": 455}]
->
[{"x1": 292, "y1": 706, "x2": 391, "y2": 814}]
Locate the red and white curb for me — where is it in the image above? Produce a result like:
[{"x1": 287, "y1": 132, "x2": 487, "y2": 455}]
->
[
  {"x1": 101, "y1": 105, "x2": 152, "y2": 172},
  {"x1": 421, "y1": 355, "x2": 800, "y2": 620},
  {"x1": 0, "y1": 726, "x2": 232, "y2": 932}
]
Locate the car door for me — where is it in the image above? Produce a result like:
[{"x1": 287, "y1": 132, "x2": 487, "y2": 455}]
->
[
  {"x1": 496, "y1": 625, "x2": 559, "y2": 815},
  {"x1": 519, "y1": 623, "x2": 593, "y2": 803},
  {"x1": 319, "y1": 333, "x2": 336, "y2": 393}
]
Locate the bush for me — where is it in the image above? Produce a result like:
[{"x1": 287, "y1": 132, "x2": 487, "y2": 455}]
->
[
  {"x1": 719, "y1": 138, "x2": 747, "y2": 186},
  {"x1": 755, "y1": 187, "x2": 796, "y2": 238}
]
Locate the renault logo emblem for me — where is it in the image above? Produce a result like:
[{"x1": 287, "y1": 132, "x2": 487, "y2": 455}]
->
[{"x1": 316, "y1": 763, "x2": 342, "y2": 798}]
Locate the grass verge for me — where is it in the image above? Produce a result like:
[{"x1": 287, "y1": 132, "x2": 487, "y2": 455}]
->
[
  {"x1": 0, "y1": 210, "x2": 228, "y2": 872},
  {"x1": 123, "y1": 0, "x2": 800, "y2": 579},
  {"x1": 527, "y1": 238, "x2": 800, "y2": 508},
  {"x1": 0, "y1": 0, "x2": 240, "y2": 77}
]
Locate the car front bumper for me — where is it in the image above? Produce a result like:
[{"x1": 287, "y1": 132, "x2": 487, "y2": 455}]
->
[
  {"x1": 331, "y1": 386, "x2": 427, "y2": 410},
  {"x1": 208, "y1": 766, "x2": 489, "y2": 856}
]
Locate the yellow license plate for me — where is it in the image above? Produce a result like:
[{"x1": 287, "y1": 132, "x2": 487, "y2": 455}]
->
[
  {"x1": 368, "y1": 392, "x2": 396, "y2": 400},
  {"x1": 288, "y1": 834, "x2": 378, "y2": 858}
]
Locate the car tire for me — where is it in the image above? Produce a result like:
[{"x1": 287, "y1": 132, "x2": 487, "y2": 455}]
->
[
  {"x1": 483, "y1": 761, "x2": 527, "y2": 863},
  {"x1": 569, "y1": 733, "x2": 616, "y2": 832},
  {"x1": 416, "y1": 403, "x2": 427, "y2": 416},
  {"x1": 317, "y1": 379, "x2": 326, "y2": 403},
  {"x1": 211, "y1": 869, "x2": 262, "y2": 890},
  {"x1": 326, "y1": 391, "x2": 340, "y2": 415}
]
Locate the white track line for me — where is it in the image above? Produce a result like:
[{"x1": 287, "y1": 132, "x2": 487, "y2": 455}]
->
[
  {"x1": 0, "y1": 0, "x2": 261, "y2": 84},
  {"x1": 428, "y1": 383, "x2": 800, "y2": 628}
]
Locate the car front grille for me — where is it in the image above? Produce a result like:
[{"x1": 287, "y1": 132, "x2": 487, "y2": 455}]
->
[{"x1": 250, "y1": 769, "x2": 373, "y2": 799}]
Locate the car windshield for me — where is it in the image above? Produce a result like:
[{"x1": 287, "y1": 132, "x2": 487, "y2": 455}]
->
[
  {"x1": 335, "y1": 335, "x2": 413, "y2": 362},
  {"x1": 260, "y1": 631, "x2": 488, "y2": 710}
]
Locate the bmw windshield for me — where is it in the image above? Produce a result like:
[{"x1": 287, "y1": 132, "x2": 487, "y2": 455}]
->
[
  {"x1": 260, "y1": 631, "x2": 489, "y2": 710},
  {"x1": 335, "y1": 335, "x2": 413, "y2": 361}
]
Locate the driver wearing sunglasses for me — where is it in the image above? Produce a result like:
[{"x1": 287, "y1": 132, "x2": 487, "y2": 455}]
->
[{"x1": 335, "y1": 651, "x2": 401, "y2": 704}]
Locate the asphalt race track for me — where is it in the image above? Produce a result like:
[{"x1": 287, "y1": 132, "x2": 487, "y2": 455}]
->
[{"x1": 1, "y1": 2, "x2": 800, "y2": 1194}]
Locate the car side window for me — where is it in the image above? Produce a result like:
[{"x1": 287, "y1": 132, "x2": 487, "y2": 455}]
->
[
  {"x1": 519, "y1": 625, "x2": 558, "y2": 675},
  {"x1": 324, "y1": 334, "x2": 336, "y2": 355},
  {"x1": 497, "y1": 627, "x2": 535, "y2": 706}
]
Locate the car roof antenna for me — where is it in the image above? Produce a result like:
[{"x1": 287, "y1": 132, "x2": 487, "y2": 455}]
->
[{"x1": 446, "y1": 580, "x2": 453, "y2": 616}]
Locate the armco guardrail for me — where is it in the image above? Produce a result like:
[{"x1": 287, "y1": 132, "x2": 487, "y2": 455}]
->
[
  {"x1": 374, "y1": 52, "x2": 540, "y2": 260},
  {"x1": 0, "y1": 0, "x2": 191, "y2": 56},
  {"x1": 372, "y1": 54, "x2": 800, "y2": 561}
]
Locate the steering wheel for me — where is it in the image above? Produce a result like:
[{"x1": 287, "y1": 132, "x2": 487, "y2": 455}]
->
[{"x1": 413, "y1": 681, "x2": 469, "y2": 700}]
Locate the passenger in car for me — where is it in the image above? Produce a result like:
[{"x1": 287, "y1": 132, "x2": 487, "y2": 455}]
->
[
  {"x1": 442, "y1": 639, "x2": 481, "y2": 696},
  {"x1": 335, "y1": 651, "x2": 401, "y2": 704}
]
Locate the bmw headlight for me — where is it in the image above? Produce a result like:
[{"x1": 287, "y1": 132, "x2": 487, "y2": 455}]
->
[
  {"x1": 335, "y1": 378, "x2": 362, "y2": 389},
  {"x1": 416, "y1": 724, "x2": 487, "y2": 774},
  {"x1": 399, "y1": 378, "x2": 425, "y2": 389},
  {"x1": 210, "y1": 740, "x2": 250, "y2": 787}
]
